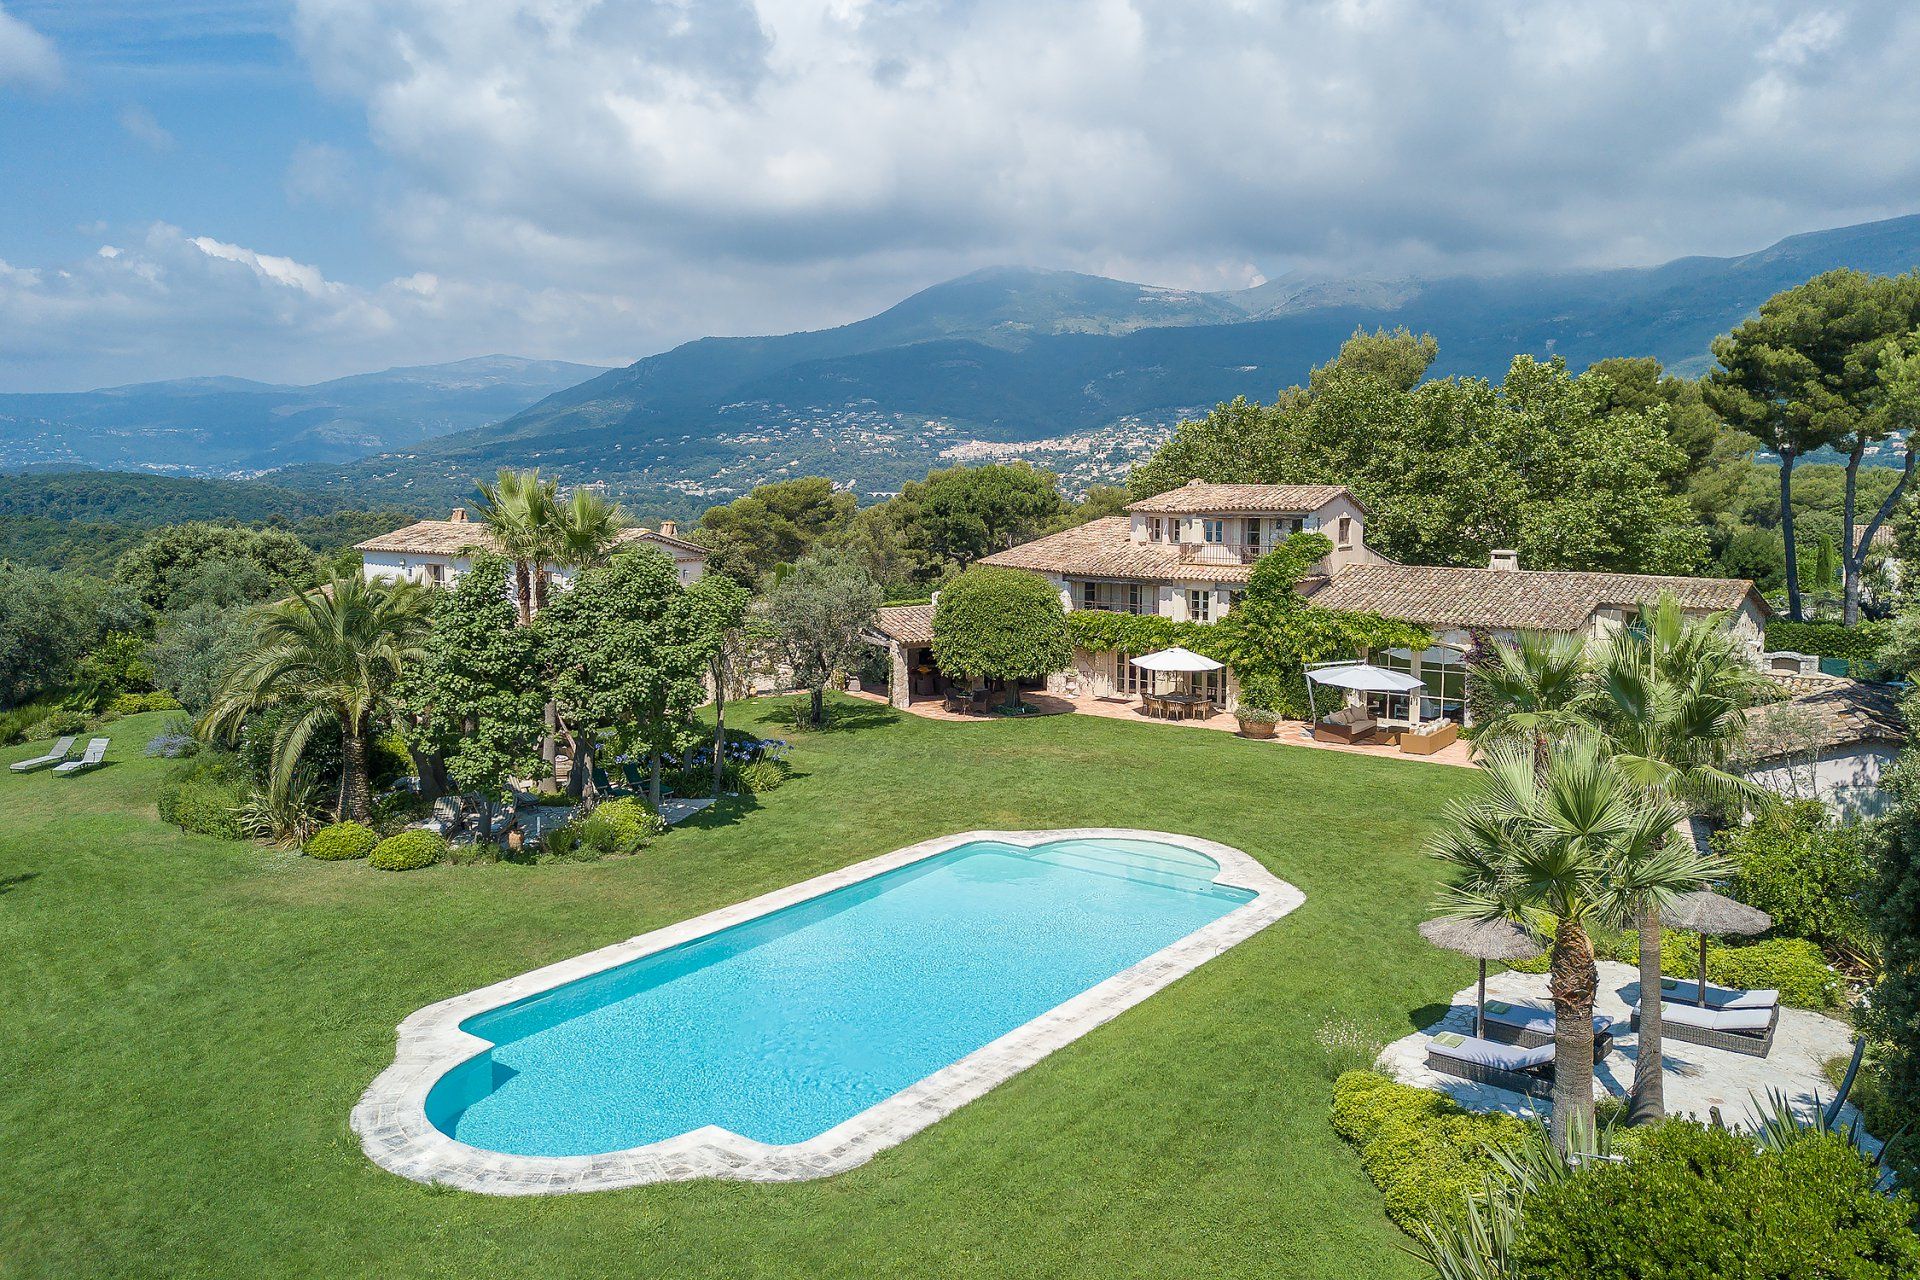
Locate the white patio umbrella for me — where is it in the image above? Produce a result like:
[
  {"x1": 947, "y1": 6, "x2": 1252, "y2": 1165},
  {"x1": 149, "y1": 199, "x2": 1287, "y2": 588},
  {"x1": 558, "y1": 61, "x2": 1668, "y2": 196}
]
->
[
  {"x1": 1303, "y1": 660, "x2": 1424, "y2": 722},
  {"x1": 1130, "y1": 646, "x2": 1224, "y2": 697}
]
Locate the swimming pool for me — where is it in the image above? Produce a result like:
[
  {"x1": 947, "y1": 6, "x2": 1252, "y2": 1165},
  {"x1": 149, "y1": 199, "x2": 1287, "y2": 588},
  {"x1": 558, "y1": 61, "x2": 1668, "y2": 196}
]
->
[{"x1": 354, "y1": 829, "x2": 1301, "y2": 1193}]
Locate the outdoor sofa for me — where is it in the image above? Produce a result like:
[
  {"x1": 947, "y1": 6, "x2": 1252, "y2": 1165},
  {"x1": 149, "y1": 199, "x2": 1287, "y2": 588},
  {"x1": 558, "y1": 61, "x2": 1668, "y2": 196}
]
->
[
  {"x1": 1479, "y1": 1001, "x2": 1615, "y2": 1058},
  {"x1": 51, "y1": 738, "x2": 109, "y2": 776},
  {"x1": 1425, "y1": 1031, "x2": 1555, "y2": 1098},
  {"x1": 1314, "y1": 705, "x2": 1377, "y2": 743},
  {"x1": 1631, "y1": 998, "x2": 1778, "y2": 1058},
  {"x1": 10, "y1": 735, "x2": 75, "y2": 773}
]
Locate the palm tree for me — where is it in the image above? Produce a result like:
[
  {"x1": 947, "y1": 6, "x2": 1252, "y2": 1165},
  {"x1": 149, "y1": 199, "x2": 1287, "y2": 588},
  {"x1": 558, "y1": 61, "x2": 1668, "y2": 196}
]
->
[
  {"x1": 1429, "y1": 735, "x2": 1713, "y2": 1148},
  {"x1": 1472, "y1": 631, "x2": 1592, "y2": 763},
  {"x1": 476, "y1": 468, "x2": 556, "y2": 625},
  {"x1": 543, "y1": 488, "x2": 624, "y2": 611},
  {"x1": 1588, "y1": 592, "x2": 1772, "y2": 1123},
  {"x1": 200, "y1": 575, "x2": 431, "y2": 823}
]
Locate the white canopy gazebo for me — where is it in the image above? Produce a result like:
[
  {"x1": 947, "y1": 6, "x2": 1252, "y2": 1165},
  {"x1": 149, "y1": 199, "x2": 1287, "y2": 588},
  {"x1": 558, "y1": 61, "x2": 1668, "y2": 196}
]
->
[{"x1": 1303, "y1": 660, "x2": 1425, "y2": 724}]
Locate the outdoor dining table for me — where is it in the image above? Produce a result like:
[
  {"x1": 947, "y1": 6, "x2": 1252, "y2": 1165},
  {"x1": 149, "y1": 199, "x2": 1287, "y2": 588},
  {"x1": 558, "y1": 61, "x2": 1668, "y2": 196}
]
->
[{"x1": 1156, "y1": 692, "x2": 1213, "y2": 720}]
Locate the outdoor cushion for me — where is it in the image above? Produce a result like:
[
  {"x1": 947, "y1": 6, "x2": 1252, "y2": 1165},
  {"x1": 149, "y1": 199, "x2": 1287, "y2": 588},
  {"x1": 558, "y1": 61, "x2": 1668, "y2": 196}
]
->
[
  {"x1": 1483, "y1": 1002, "x2": 1614, "y2": 1035},
  {"x1": 1656, "y1": 1001, "x2": 1773, "y2": 1034},
  {"x1": 1428, "y1": 1031, "x2": 1554, "y2": 1071},
  {"x1": 1658, "y1": 978, "x2": 1778, "y2": 1009}
]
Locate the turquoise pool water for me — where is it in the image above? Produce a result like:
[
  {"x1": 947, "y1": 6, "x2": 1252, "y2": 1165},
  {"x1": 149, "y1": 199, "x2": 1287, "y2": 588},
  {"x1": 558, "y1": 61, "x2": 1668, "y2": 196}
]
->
[{"x1": 427, "y1": 836, "x2": 1253, "y2": 1157}]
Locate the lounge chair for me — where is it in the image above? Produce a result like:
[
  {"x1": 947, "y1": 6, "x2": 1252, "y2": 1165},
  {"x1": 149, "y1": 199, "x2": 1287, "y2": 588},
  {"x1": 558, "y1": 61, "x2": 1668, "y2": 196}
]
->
[
  {"x1": 10, "y1": 735, "x2": 76, "y2": 773},
  {"x1": 51, "y1": 738, "x2": 109, "y2": 776},
  {"x1": 1315, "y1": 705, "x2": 1377, "y2": 743},
  {"x1": 589, "y1": 764, "x2": 635, "y2": 797},
  {"x1": 410, "y1": 796, "x2": 464, "y2": 837},
  {"x1": 1631, "y1": 999, "x2": 1778, "y2": 1058},
  {"x1": 1425, "y1": 1031, "x2": 1555, "y2": 1098},
  {"x1": 1480, "y1": 1001, "x2": 1616, "y2": 1058},
  {"x1": 1655, "y1": 978, "x2": 1778, "y2": 1010}
]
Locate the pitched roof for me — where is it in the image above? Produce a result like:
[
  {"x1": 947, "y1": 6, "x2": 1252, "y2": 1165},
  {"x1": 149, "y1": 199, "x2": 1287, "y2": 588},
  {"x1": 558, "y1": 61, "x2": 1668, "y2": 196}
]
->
[
  {"x1": 1303, "y1": 563, "x2": 1765, "y2": 631},
  {"x1": 978, "y1": 517, "x2": 1259, "y2": 584},
  {"x1": 872, "y1": 603, "x2": 936, "y2": 645},
  {"x1": 1743, "y1": 675, "x2": 1906, "y2": 761},
  {"x1": 355, "y1": 519, "x2": 707, "y2": 559},
  {"x1": 1125, "y1": 481, "x2": 1358, "y2": 515}
]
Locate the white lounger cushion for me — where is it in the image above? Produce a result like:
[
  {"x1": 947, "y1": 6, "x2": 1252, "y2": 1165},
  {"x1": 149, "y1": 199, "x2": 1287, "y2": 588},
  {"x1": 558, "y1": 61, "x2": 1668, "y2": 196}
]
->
[
  {"x1": 1655, "y1": 1000, "x2": 1773, "y2": 1034},
  {"x1": 1430, "y1": 1032, "x2": 1554, "y2": 1071},
  {"x1": 1483, "y1": 1002, "x2": 1614, "y2": 1035},
  {"x1": 1658, "y1": 978, "x2": 1777, "y2": 1009},
  {"x1": 9, "y1": 735, "x2": 76, "y2": 771}
]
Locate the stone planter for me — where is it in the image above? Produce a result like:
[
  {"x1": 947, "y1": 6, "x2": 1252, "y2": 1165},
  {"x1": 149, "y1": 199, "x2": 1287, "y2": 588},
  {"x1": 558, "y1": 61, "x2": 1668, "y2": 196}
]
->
[{"x1": 1236, "y1": 716, "x2": 1278, "y2": 739}]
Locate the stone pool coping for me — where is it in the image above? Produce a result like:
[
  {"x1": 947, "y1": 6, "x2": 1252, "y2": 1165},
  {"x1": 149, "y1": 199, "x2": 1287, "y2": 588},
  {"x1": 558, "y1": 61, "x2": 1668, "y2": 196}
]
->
[{"x1": 350, "y1": 827, "x2": 1303, "y2": 1195}]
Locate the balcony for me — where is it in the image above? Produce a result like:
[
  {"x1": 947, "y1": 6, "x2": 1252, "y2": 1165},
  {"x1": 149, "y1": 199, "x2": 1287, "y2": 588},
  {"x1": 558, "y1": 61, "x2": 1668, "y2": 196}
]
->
[{"x1": 1178, "y1": 540, "x2": 1266, "y2": 565}]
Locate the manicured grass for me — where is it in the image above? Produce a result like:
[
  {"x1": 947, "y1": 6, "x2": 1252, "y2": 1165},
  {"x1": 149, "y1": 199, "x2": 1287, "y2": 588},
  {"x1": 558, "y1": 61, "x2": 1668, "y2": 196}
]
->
[{"x1": 0, "y1": 701, "x2": 1478, "y2": 1278}]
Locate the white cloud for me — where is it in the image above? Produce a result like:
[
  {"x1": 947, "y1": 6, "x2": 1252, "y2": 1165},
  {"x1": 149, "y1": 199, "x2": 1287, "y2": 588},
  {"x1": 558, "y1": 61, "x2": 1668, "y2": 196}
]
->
[
  {"x1": 117, "y1": 104, "x2": 176, "y2": 151},
  {"x1": 0, "y1": 3, "x2": 60, "y2": 89}
]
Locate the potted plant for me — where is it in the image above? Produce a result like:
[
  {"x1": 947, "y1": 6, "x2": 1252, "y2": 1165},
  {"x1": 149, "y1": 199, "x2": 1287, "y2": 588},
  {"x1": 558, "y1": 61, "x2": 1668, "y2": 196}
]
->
[{"x1": 1234, "y1": 704, "x2": 1279, "y2": 739}]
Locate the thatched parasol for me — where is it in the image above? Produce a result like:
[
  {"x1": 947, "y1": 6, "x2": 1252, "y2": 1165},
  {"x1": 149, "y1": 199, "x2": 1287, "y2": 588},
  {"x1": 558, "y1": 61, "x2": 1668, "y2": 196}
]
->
[
  {"x1": 1660, "y1": 891, "x2": 1772, "y2": 1007},
  {"x1": 1419, "y1": 917, "x2": 1545, "y2": 1037}
]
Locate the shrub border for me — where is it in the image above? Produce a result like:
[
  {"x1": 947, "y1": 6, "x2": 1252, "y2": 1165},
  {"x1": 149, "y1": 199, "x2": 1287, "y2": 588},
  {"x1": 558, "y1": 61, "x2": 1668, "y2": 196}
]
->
[{"x1": 351, "y1": 827, "x2": 1302, "y2": 1195}]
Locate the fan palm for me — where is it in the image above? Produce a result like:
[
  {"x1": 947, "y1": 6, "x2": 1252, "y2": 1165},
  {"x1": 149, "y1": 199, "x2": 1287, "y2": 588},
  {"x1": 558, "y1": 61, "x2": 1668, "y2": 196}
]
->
[
  {"x1": 199, "y1": 574, "x2": 431, "y2": 823},
  {"x1": 1429, "y1": 735, "x2": 1714, "y2": 1148},
  {"x1": 1472, "y1": 631, "x2": 1592, "y2": 762},
  {"x1": 476, "y1": 468, "x2": 557, "y2": 625},
  {"x1": 544, "y1": 488, "x2": 624, "y2": 610},
  {"x1": 1588, "y1": 592, "x2": 1773, "y2": 1122}
]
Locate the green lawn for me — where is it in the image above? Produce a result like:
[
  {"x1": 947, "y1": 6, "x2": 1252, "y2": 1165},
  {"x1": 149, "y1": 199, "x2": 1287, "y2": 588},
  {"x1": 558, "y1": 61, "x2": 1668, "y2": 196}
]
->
[{"x1": 0, "y1": 700, "x2": 1478, "y2": 1279}]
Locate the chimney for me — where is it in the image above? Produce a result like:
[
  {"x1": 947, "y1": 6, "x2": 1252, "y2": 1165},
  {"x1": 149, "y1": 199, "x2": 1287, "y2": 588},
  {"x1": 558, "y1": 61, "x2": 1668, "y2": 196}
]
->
[
  {"x1": 449, "y1": 507, "x2": 469, "y2": 523},
  {"x1": 1489, "y1": 549, "x2": 1519, "y2": 571},
  {"x1": 659, "y1": 519, "x2": 678, "y2": 538}
]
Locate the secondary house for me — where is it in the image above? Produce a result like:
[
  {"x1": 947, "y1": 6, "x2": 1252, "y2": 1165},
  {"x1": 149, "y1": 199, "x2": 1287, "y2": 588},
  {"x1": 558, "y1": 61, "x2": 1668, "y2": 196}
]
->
[
  {"x1": 871, "y1": 480, "x2": 1769, "y2": 730},
  {"x1": 356, "y1": 507, "x2": 709, "y2": 592}
]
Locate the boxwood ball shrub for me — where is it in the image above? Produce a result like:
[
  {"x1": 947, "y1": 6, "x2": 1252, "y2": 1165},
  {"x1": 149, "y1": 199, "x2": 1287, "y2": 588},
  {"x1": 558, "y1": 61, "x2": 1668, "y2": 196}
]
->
[
  {"x1": 1330, "y1": 1071, "x2": 1529, "y2": 1231},
  {"x1": 304, "y1": 821, "x2": 379, "y2": 861},
  {"x1": 931, "y1": 566, "x2": 1073, "y2": 711},
  {"x1": 1509, "y1": 1120, "x2": 1920, "y2": 1277},
  {"x1": 369, "y1": 829, "x2": 447, "y2": 871},
  {"x1": 579, "y1": 797, "x2": 665, "y2": 855}
]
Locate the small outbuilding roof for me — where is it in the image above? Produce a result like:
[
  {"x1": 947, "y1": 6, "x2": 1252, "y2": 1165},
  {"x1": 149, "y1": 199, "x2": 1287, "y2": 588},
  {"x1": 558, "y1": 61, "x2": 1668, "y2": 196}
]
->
[
  {"x1": 1124, "y1": 481, "x2": 1360, "y2": 516},
  {"x1": 1302, "y1": 563, "x2": 1765, "y2": 632},
  {"x1": 870, "y1": 603, "x2": 936, "y2": 646},
  {"x1": 1743, "y1": 675, "x2": 1907, "y2": 762}
]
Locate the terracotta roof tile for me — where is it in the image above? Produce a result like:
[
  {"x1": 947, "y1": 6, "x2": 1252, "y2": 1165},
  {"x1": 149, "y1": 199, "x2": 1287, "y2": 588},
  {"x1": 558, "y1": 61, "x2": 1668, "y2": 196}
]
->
[
  {"x1": 978, "y1": 517, "x2": 1258, "y2": 584},
  {"x1": 872, "y1": 603, "x2": 936, "y2": 645},
  {"x1": 1124, "y1": 482, "x2": 1356, "y2": 515},
  {"x1": 1303, "y1": 563, "x2": 1765, "y2": 631},
  {"x1": 1744, "y1": 677, "x2": 1906, "y2": 760},
  {"x1": 355, "y1": 519, "x2": 706, "y2": 559}
]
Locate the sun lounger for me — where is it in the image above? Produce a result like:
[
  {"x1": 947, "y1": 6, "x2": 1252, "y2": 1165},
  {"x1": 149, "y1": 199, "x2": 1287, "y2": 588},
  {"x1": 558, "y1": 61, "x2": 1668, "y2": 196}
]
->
[
  {"x1": 1632, "y1": 999, "x2": 1778, "y2": 1058},
  {"x1": 1480, "y1": 1001, "x2": 1615, "y2": 1058},
  {"x1": 1656, "y1": 977, "x2": 1778, "y2": 1010},
  {"x1": 10, "y1": 735, "x2": 76, "y2": 773},
  {"x1": 51, "y1": 738, "x2": 109, "y2": 776},
  {"x1": 1425, "y1": 1031, "x2": 1555, "y2": 1098}
]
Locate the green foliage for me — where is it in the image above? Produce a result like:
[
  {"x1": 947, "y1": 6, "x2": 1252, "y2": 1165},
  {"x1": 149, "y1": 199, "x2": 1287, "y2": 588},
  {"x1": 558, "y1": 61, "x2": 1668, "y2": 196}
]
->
[
  {"x1": 931, "y1": 566, "x2": 1072, "y2": 703},
  {"x1": 1866, "y1": 752, "x2": 1920, "y2": 1140},
  {"x1": 156, "y1": 777, "x2": 248, "y2": 840},
  {"x1": 578, "y1": 796, "x2": 666, "y2": 855},
  {"x1": 72, "y1": 631, "x2": 155, "y2": 708},
  {"x1": 303, "y1": 821, "x2": 379, "y2": 861},
  {"x1": 737, "y1": 758, "x2": 789, "y2": 793},
  {"x1": 1510, "y1": 927, "x2": 1841, "y2": 1008},
  {"x1": 1765, "y1": 619, "x2": 1892, "y2": 665},
  {"x1": 0, "y1": 698, "x2": 64, "y2": 745},
  {"x1": 693, "y1": 477, "x2": 857, "y2": 585},
  {"x1": 148, "y1": 599, "x2": 255, "y2": 719},
  {"x1": 1329, "y1": 1071, "x2": 1530, "y2": 1232},
  {"x1": 368, "y1": 829, "x2": 447, "y2": 871},
  {"x1": 892, "y1": 463, "x2": 1066, "y2": 573},
  {"x1": 1716, "y1": 803, "x2": 1874, "y2": 957},
  {"x1": 0, "y1": 562, "x2": 105, "y2": 707},
  {"x1": 764, "y1": 549, "x2": 882, "y2": 726},
  {"x1": 1509, "y1": 1119, "x2": 1920, "y2": 1278},
  {"x1": 1130, "y1": 333, "x2": 1706, "y2": 574},
  {"x1": 113, "y1": 522, "x2": 318, "y2": 613},
  {"x1": 110, "y1": 691, "x2": 182, "y2": 715}
]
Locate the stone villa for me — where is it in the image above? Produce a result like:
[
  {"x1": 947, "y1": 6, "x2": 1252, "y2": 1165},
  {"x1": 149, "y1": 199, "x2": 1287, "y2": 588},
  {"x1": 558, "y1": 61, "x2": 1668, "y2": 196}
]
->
[
  {"x1": 870, "y1": 481, "x2": 1770, "y2": 730},
  {"x1": 356, "y1": 507, "x2": 708, "y2": 591}
]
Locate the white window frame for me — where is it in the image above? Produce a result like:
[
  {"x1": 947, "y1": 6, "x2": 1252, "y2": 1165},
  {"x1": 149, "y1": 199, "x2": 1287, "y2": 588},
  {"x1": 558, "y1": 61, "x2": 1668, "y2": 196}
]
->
[{"x1": 1187, "y1": 588, "x2": 1212, "y2": 623}]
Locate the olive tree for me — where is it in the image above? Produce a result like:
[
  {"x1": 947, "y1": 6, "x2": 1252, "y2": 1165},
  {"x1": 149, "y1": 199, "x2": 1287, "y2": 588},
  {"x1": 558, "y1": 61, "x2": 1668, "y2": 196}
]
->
[
  {"x1": 764, "y1": 550, "x2": 880, "y2": 727},
  {"x1": 931, "y1": 566, "x2": 1072, "y2": 710}
]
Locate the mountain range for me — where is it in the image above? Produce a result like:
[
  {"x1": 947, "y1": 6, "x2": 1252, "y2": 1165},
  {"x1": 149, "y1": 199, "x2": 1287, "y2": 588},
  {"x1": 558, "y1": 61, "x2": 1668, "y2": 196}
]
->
[
  {"x1": 13, "y1": 213, "x2": 1920, "y2": 517},
  {"x1": 0, "y1": 356, "x2": 607, "y2": 475}
]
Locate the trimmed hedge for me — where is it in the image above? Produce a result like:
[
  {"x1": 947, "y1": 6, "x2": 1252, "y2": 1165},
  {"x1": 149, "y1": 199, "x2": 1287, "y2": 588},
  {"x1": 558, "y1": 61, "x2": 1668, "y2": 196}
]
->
[
  {"x1": 1330, "y1": 1071, "x2": 1529, "y2": 1231},
  {"x1": 579, "y1": 797, "x2": 665, "y2": 855},
  {"x1": 156, "y1": 778, "x2": 247, "y2": 839},
  {"x1": 1512, "y1": 930, "x2": 1842, "y2": 1009},
  {"x1": 369, "y1": 829, "x2": 447, "y2": 871},
  {"x1": 304, "y1": 821, "x2": 379, "y2": 861},
  {"x1": 1764, "y1": 619, "x2": 1891, "y2": 666},
  {"x1": 1510, "y1": 1120, "x2": 1920, "y2": 1277},
  {"x1": 110, "y1": 691, "x2": 182, "y2": 715},
  {"x1": 1716, "y1": 803, "x2": 1874, "y2": 958}
]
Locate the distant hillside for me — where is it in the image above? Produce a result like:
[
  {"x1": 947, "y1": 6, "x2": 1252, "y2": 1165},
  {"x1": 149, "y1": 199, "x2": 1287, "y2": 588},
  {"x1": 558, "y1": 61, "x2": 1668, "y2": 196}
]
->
[
  {"x1": 0, "y1": 355, "x2": 609, "y2": 475},
  {"x1": 278, "y1": 213, "x2": 1920, "y2": 512}
]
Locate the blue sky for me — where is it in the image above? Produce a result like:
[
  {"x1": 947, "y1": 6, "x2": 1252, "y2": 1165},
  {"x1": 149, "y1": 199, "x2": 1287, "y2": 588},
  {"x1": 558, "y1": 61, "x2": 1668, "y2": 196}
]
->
[{"x1": 4, "y1": 2, "x2": 1920, "y2": 391}]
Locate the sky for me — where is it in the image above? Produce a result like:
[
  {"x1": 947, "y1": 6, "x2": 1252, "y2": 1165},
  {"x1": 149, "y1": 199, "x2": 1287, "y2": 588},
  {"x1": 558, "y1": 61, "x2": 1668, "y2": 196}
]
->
[{"x1": 3, "y1": 1, "x2": 1920, "y2": 391}]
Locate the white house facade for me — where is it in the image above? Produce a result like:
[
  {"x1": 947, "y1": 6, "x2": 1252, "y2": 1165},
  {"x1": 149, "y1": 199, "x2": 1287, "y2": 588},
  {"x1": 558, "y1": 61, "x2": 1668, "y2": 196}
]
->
[{"x1": 356, "y1": 507, "x2": 708, "y2": 593}]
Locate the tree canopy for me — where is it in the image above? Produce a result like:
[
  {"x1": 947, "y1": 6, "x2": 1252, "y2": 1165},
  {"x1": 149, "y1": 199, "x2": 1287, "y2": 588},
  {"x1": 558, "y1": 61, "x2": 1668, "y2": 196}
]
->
[
  {"x1": 765, "y1": 549, "x2": 881, "y2": 726},
  {"x1": 114, "y1": 522, "x2": 318, "y2": 614},
  {"x1": 931, "y1": 566, "x2": 1072, "y2": 708},
  {"x1": 694, "y1": 477, "x2": 857, "y2": 586}
]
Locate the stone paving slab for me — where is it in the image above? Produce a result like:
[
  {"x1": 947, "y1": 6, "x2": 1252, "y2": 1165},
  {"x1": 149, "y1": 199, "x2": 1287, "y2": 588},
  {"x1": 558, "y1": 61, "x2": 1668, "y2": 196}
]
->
[
  {"x1": 351, "y1": 827, "x2": 1303, "y2": 1195},
  {"x1": 1379, "y1": 960, "x2": 1869, "y2": 1137}
]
